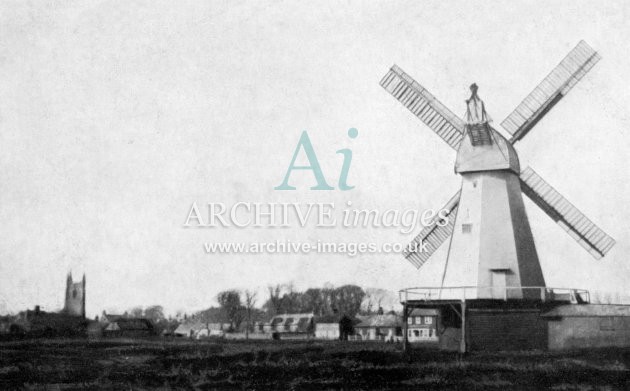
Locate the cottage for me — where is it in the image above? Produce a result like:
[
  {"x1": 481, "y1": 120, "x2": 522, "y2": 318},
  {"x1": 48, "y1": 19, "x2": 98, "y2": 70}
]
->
[
  {"x1": 100, "y1": 312, "x2": 125, "y2": 324},
  {"x1": 354, "y1": 314, "x2": 403, "y2": 342},
  {"x1": 314, "y1": 315, "x2": 359, "y2": 340},
  {"x1": 314, "y1": 315, "x2": 340, "y2": 340},
  {"x1": 174, "y1": 321, "x2": 230, "y2": 339},
  {"x1": 315, "y1": 323, "x2": 339, "y2": 340},
  {"x1": 407, "y1": 308, "x2": 438, "y2": 343}
]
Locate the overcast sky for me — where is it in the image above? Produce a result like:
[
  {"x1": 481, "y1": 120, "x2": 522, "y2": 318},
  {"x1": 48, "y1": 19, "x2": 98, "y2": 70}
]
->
[{"x1": 1, "y1": 1, "x2": 629, "y2": 317}]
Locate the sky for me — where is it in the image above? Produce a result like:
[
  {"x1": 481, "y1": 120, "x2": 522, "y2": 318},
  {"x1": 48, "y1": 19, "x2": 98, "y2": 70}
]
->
[{"x1": 0, "y1": 1, "x2": 629, "y2": 317}]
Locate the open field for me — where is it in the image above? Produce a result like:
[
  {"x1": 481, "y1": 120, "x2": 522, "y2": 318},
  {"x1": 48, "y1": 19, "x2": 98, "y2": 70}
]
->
[{"x1": 1, "y1": 338, "x2": 630, "y2": 390}]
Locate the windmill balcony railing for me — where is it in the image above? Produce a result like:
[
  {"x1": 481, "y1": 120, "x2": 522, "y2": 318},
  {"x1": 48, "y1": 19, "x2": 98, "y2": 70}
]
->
[{"x1": 399, "y1": 286, "x2": 590, "y2": 304}]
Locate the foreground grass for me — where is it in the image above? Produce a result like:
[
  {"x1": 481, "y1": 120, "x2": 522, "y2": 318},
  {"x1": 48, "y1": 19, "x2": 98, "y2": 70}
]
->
[{"x1": 0, "y1": 338, "x2": 629, "y2": 390}]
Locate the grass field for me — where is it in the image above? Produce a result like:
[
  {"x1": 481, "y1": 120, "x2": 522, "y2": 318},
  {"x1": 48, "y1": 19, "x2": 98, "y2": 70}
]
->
[{"x1": 1, "y1": 338, "x2": 630, "y2": 390}]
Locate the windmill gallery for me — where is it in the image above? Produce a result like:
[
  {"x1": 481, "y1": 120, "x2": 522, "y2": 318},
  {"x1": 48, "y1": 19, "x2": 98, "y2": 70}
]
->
[{"x1": 381, "y1": 41, "x2": 627, "y2": 352}]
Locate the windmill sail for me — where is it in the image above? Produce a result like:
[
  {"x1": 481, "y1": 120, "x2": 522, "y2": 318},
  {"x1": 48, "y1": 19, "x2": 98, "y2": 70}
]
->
[
  {"x1": 404, "y1": 191, "x2": 460, "y2": 268},
  {"x1": 381, "y1": 65, "x2": 465, "y2": 150},
  {"x1": 519, "y1": 167, "x2": 615, "y2": 259},
  {"x1": 502, "y1": 41, "x2": 601, "y2": 143}
]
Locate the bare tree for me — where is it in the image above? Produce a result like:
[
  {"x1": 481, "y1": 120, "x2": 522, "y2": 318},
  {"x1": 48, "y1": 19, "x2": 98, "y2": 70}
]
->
[
  {"x1": 244, "y1": 290, "x2": 258, "y2": 339},
  {"x1": 217, "y1": 290, "x2": 243, "y2": 331},
  {"x1": 129, "y1": 306, "x2": 144, "y2": 318},
  {"x1": 265, "y1": 284, "x2": 283, "y2": 316},
  {"x1": 144, "y1": 305, "x2": 165, "y2": 323}
]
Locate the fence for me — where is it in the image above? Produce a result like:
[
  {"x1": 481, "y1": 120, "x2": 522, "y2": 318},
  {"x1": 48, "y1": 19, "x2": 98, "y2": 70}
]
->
[{"x1": 399, "y1": 286, "x2": 590, "y2": 303}]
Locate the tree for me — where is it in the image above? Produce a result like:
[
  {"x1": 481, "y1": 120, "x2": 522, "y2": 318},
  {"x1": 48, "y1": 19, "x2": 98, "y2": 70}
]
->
[
  {"x1": 278, "y1": 284, "x2": 303, "y2": 314},
  {"x1": 144, "y1": 305, "x2": 165, "y2": 323},
  {"x1": 361, "y1": 288, "x2": 401, "y2": 315},
  {"x1": 129, "y1": 306, "x2": 143, "y2": 318},
  {"x1": 217, "y1": 290, "x2": 244, "y2": 331},
  {"x1": 264, "y1": 284, "x2": 283, "y2": 316},
  {"x1": 244, "y1": 290, "x2": 258, "y2": 339},
  {"x1": 333, "y1": 285, "x2": 365, "y2": 317},
  {"x1": 303, "y1": 288, "x2": 325, "y2": 316}
]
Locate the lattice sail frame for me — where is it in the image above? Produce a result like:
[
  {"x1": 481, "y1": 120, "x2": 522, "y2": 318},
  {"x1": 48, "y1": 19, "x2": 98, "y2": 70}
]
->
[
  {"x1": 380, "y1": 65, "x2": 464, "y2": 150},
  {"x1": 381, "y1": 41, "x2": 615, "y2": 268},
  {"x1": 403, "y1": 191, "x2": 460, "y2": 268},
  {"x1": 502, "y1": 40, "x2": 601, "y2": 143}
]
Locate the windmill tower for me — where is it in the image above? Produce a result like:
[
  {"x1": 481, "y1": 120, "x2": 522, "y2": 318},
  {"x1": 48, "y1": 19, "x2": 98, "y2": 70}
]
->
[
  {"x1": 439, "y1": 83, "x2": 545, "y2": 300},
  {"x1": 381, "y1": 41, "x2": 616, "y2": 351}
]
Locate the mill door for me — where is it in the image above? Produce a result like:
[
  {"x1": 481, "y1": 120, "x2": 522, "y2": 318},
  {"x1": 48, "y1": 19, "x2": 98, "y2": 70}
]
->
[{"x1": 491, "y1": 270, "x2": 507, "y2": 300}]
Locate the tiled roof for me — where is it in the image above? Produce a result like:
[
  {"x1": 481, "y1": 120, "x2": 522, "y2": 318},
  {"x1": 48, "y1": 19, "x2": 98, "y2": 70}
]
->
[
  {"x1": 409, "y1": 309, "x2": 439, "y2": 316},
  {"x1": 110, "y1": 318, "x2": 153, "y2": 331}
]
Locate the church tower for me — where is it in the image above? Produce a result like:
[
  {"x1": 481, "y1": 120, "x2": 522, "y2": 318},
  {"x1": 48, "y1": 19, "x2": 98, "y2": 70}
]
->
[{"x1": 63, "y1": 272, "x2": 86, "y2": 318}]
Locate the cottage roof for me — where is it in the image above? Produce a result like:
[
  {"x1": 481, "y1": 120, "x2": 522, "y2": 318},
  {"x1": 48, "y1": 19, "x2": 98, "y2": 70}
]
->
[
  {"x1": 271, "y1": 313, "x2": 313, "y2": 319},
  {"x1": 542, "y1": 304, "x2": 630, "y2": 318},
  {"x1": 314, "y1": 314, "x2": 341, "y2": 324},
  {"x1": 103, "y1": 314, "x2": 125, "y2": 321},
  {"x1": 409, "y1": 309, "x2": 439, "y2": 317},
  {"x1": 269, "y1": 313, "x2": 313, "y2": 325},
  {"x1": 314, "y1": 314, "x2": 361, "y2": 325},
  {"x1": 174, "y1": 320, "x2": 205, "y2": 335},
  {"x1": 110, "y1": 318, "x2": 153, "y2": 331}
]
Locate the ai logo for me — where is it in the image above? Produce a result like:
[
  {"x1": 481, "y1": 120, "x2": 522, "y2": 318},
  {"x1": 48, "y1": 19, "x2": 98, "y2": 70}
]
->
[{"x1": 275, "y1": 128, "x2": 358, "y2": 191}]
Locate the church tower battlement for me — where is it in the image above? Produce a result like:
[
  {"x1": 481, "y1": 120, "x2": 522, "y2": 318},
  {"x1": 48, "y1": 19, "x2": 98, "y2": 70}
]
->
[{"x1": 63, "y1": 272, "x2": 85, "y2": 318}]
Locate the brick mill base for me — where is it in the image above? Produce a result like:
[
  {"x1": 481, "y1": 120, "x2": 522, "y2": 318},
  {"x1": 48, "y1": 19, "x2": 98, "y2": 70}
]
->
[{"x1": 403, "y1": 300, "x2": 630, "y2": 351}]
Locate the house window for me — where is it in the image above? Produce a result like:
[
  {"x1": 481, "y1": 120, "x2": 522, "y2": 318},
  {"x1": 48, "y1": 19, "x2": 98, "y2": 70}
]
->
[
  {"x1": 415, "y1": 316, "x2": 422, "y2": 324},
  {"x1": 462, "y1": 224, "x2": 472, "y2": 233},
  {"x1": 285, "y1": 318, "x2": 294, "y2": 331},
  {"x1": 424, "y1": 316, "x2": 433, "y2": 325},
  {"x1": 413, "y1": 330, "x2": 419, "y2": 337},
  {"x1": 407, "y1": 317, "x2": 413, "y2": 325}
]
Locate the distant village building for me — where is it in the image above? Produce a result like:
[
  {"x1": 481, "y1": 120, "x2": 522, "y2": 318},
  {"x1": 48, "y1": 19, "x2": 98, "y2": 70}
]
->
[
  {"x1": 407, "y1": 309, "x2": 438, "y2": 343},
  {"x1": 19, "y1": 305, "x2": 87, "y2": 337},
  {"x1": 353, "y1": 314, "x2": 403, "y2": 342},
  {"x1": 100, "y1": 312, "x2": 125, "y2": 324},
  {"x1": 314, "y1": 315, "x2": 341, "y2": 340},
  {"x1": 314, "y1": 314, "x2": 358, "y2": 340},
  {"x1": 103, "y1": 318, "x2": 154, "y2": 338},
  {"x1": 1, "y1": 272, "x2": 88, "y2": 338},
  {"x1": 174, "y1": 320, "x2": 230, "y2": 339},
  {"x1": 257, "y1": 313, "x2": 314, "y2": 338}
]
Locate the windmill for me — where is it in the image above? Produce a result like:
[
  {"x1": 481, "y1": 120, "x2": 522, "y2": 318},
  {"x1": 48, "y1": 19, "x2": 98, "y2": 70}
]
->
[{"x1": 381, "y1": 41, "x2": 615, "y2": 301}]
